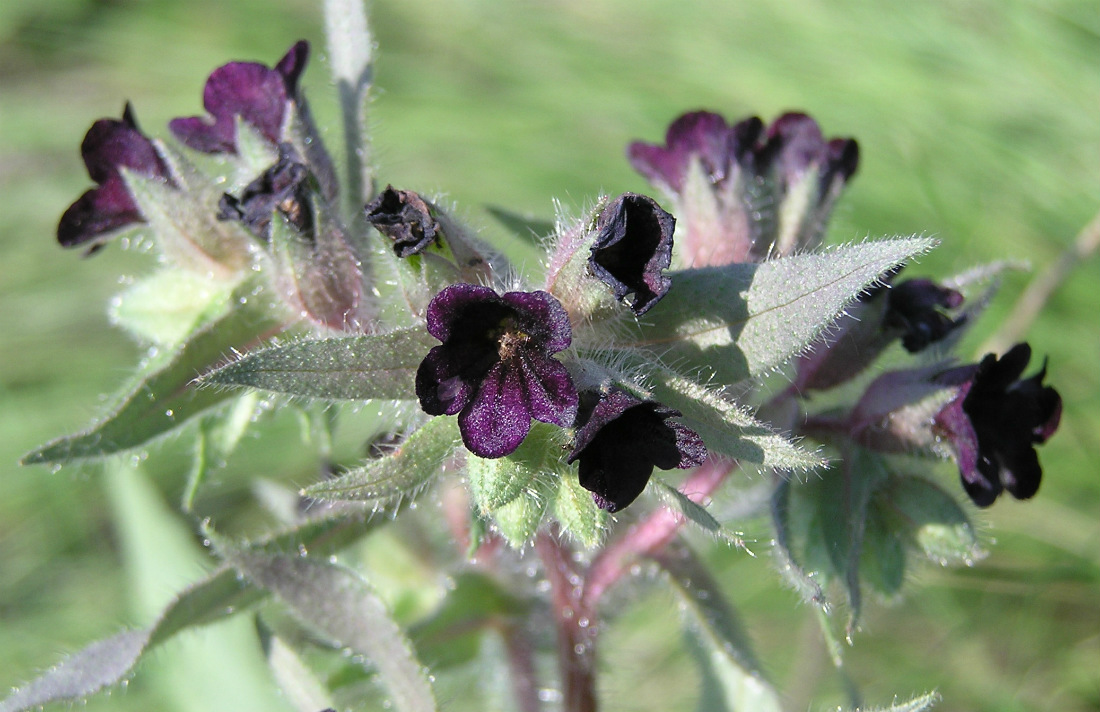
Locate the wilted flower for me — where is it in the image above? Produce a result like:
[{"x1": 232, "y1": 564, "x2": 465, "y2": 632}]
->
[
  {"x1": 365, "y1": 185, "x2": 442, "y2": 257},
  {"x1": 416, "y1": 284, "x2": 578, "y2": 458},
  {"x1": 588, "y1": 193, "x2": 676, "y2": 315},
  {"x1": 628, "y1": 111, "x2": 858, "y2": 267},
  {"x1": 934, "y1": 343, "x2": 1062, "y2": 506},
  {"x1": 169, "y1": 41, "x2": 309, "y2": 154},
  {"x1": 218, "y1": 143, "x2": 314, "y2": 240},
  {"x1": 58, "y1": 104, "x2": 171, "y2": 249},
  {"x1": 568, "y1": 388, "x2": 707, "y2": 512}
]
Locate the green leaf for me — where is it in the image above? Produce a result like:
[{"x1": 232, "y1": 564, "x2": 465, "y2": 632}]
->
[
  {"x1": 410, "y1": 572, "x2": 526, "y2": 670},
  {"x1": 467, "y1": 422, "x2": 568, "y2": 513},
  {"x1": 858, "y1": 691, "x2": 940, "y2": 712},
  {"x1": 0, "y1": 496, "x2": 383, "y2": 712},
  {"x1": 652, "y1": 479, "x2": 746, "y2": 549},
  {"x1": 552, "y1": 471, "x2": 607, "y2": 548},
  {"x1": 884, "y1": 476, "x2": 984, "y2": 566},
  {"x1": 649, "y1": 364, "x2": 822, "y2": 470},
  {"x1": 22, "y1": 280, "x2": 289, "y2": 464},
  {"x1": 124, "y1": 169, "x2": 253, "y2": 276},
  {"x1": 769, "y1": 478, "x2": 827, "y2": 607},
  {"x1": 627, "y1": 237, "x2": 936, "y2": 383},
  {"x1": 110, "y1": 269, "x2": 235, "y2": 346},
  {"x1": 183, "y1": 392, "x2": 261, "y2": 511},
  {"x1": 257, "y1": 622, "x2": 338, "y2": 712},
  {"x1": 491, "y1": 472, "x2": 557, "y2": 547},
  {"x1": 860, "y1": 501, "x2": 907, "y2": 598},
  {"x1": 200, "y1": 327, "x2": 435, "y2": 400},
  {"x1": 654, "y1": 542, "x2": 782, "y2": 712},
  {"x1": 303, "y1": 417, "x2": 459, "y2": 503},
  {"x1": 228, "y1": 551, "x2": 438, "y2": 712}
]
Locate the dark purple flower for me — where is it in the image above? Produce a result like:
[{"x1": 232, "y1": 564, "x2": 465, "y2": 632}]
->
[
  {"x1": 628, "y1": 111, "x2": 763, "y2": 194},
  {"x1": 364, "y1": 186, "x2": 441, "y2": 257},
  {"x1": 169, "y1": 41, "x2": 309, "y2": 154},
  {"x1": 628, "y1": 110, "x2": 858, "y2": 266},
  {"x1": 416, "y1": 284, "x2": 578, "y2": 458},
  {"x1": 589, "y1": 193, "x2": 675, "y2": 315},
  {"x1": 885, "y1": 278, "x2": 966, "y2": 352},
  {"x1": 58, "y1": 104, "x2": 171, "y2": 249},
  {"x1": 218, "y1": 143, "x2": 314, "y2": 240},
  {"x1": 567, "y1": 388, "x2": 707, "y2": 512},
  {"x1": 933, "y1": 343, "x2": 1062, "y2": 507}
]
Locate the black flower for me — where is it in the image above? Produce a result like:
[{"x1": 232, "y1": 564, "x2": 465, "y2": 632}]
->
[
  {"x1": 364, "y1": 186, "x2": 441, "y2": 257},
  {"x1": 589, "y1": 193, "x2": 675, "y2": 315},
  {"x1": 416, "y1": 284, "x2": 578, "y2": 458},
  {"x1": 567, "y1": 388, "x2": 707, "y2": 512},
  {"x1": 885, "y1": 278, "x2": 965, "y2": 352},
  {"x1": 58, "y1": 104, "x2": 171, "y2": 250},
  {"x1": 169, "y1": 41, "x2": 309, "y2": 154},
  {"x1": 934, "y1": 343, "x2": 1062, "y2": 507},
  {"x1": 218, "y1": 143, "x2": 314, "y2": 240}
]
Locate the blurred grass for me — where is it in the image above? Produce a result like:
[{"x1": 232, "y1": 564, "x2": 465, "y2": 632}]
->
[{"x1": 1, "y1": 0, "x2": 1098, "y2": 710}]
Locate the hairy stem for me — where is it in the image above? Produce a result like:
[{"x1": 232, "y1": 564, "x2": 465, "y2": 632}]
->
[
  {"x1": 581, "y1": 458, "x2": 737, "y2": 613},
  {"x1": 536, "y1": 533, "x2": 597, "y2": 712}
]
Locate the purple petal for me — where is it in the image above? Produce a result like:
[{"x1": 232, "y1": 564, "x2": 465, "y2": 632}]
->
[
  {"x1": 81, "y1": 106, "x2": 166, "y2": 184},
  {"x1": 58, "y1": 180, "x2": 143, "y2": 247},
  {"x1": 501, "y1": 289, "x2": 573, "y2": 353},
  {"x1": 274, "y1": 40, "x2": 310, "y2": 94},
  {"x1": 415, "y1": 345, "x2": 472, "y2": 416},
  {"x1": 757, "y1": 113, "x2": 827, "y2": 184},
  {"x1": 459, "y1": 362, "x2": 532, "y2": 458},
  {"x1": 424, "y1": 283, "x2": 501, "y2": 342},
  {"x1": 170, "y1": 42, "x2": 311, "y2": 154},
  {"x1": 518, "y1": 355, "x2": 578, "y2": 428},
  {"x1": 627, "y1": 111, "x2": 736, "y2": 193}
]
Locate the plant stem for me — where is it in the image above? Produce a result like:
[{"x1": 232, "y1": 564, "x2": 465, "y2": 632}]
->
[
  {"x1": 981, "y1": 205, "x2": 1100, "y2": 355},
  {"x1": 500, "y1": 621, "x2": 542, "y2": 712},
  {"x1": 580, "y1": 458, "x2": 736, "y2": 613},
  {"x1": 536, "y1": 533, "x2": 598, "y2": 712}
]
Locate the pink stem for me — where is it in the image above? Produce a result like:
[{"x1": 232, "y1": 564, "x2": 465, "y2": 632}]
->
[
  {"x1": 580, "y1": 457, "x2": 736, "y2": 613},
  {"x1": 536, "y1": 532, "x2": 598, "y2": 712}
]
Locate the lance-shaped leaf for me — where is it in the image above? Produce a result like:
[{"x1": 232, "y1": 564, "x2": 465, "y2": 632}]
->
[
  {"x1": 201, "y1": 327, "x2": 435, "y2": 400},
  {"x1": 880, "y1": 475, "x2": 983, "y2": 566},
  {"x1": 22, "y1": 280, "x2": 289, "y2": 464},
  {"x1": 110, "y1": 268, "x2": 235, "y2": 347},
  {"x1": 228, "y1": 550, "x2": 438, "y2": 712},
  {"x1": 652, "y1": 479, "x2": 747, "y2": 550},
  {"x1": 769, "y1": 477, "x2": 826, "y2": 607},
  {"x1": 647, "y1": 363, "x2": 822, "y2": 470},
  {"x1": 858, "y1": 692, "x2": 940, "y2": 712},
  {"x1": 626, "y1": 237, "x2": 935, "y2": 384},
  {"x1": 304, "y1": 417, "x2": 459, "y2": 504},
  {"x1": 0, "y1": 505, "x2": 372, "y2": 712},
  {"x1": 653, "y1": 541, "x2": 782, "y2": 712},
  {"x1": 467, "y1": 422, "x2": 567, "y2": 513},
  {"x1": 552, "y1": 469, "x2": 607, "y2": 548},
  {"x1": 257, "y1": 622, "x2": 338, "y2": 712}
]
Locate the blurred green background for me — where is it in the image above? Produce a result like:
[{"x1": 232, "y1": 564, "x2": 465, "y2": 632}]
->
[{"x1": 1, "y1": 0, "x2": 1098, "y2": 710}]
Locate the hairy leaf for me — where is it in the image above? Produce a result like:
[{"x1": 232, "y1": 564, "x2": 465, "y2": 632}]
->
[
  {"x1": 304, "y1": 417, "x2": 459, "y2": 503},
  {"x1": 654, "y1": 542, "x2": 781, "y2": 712},
  {"x1": 229, "y1": 551, "x2": 437, "y2": 712},
  {"x1": 0, "y1": 503, "x2": 380, "y2": 712},
  {"x1": 468, "y1": 422, "x2": 567, "y2": 514},
  {"x1": 652, "y1": 479, "x2": 745, "y2": 549},
  {"x1": 552, "y1": 470, "x2": 607, "y2": 548},
  {"x1": 201, "y1": 327, "x2": 434, "y2": 400},
  {"x1": 649, "y1": 364, "x2": 822, "y2": 470},
  {"x1": 22, "y1": 280, "x2": 289, "y2": 464},
  {"x1": 884, "y1": 475, "x2": 983, "y2": 566},
  {"x1": 257, "y1": 622, "x2": 338, "y2": 712},
  {"x1": 627, "y1": 237, "x2": 936, "y2": 383},
  {"x1": 859, "y1": 691, "x2": 940, "y2": 712},
  {"x1": 110, "y1": 269, "x2": 235, "y2": 347}
]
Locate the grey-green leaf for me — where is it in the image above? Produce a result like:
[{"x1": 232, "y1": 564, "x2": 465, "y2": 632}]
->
[
  {"x1": 629, "y1": 237, "x2": 936, "y2": 383},
  {"x1": 655, "y1": 542, "x2": 782, "y2": 712},
  {"x1": 22, "y1": 281, "x2": 289, "y2": 464},
  {"x1": 229, "y1": 551, "x2": 438, "y2": 712},
  {"x1": 201, "y1": 327, "x2": 435, "y2": 400},
  {"x1": 649, "y1": 365, "x2": 822, "y2": 470},
  {"x1": 858, "y1": 691, "x2": 940, "y2": 712},
  {"x1": 886, "y1": 476, "x2": 984, "y2": 566},
  {"x1": 303, "y1": 417, "x2": 459, "y2": 503},
  {"x1": 652, "y1": 479, "x2": 745, "y2": 549}
]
